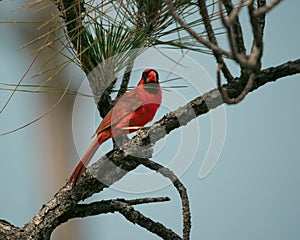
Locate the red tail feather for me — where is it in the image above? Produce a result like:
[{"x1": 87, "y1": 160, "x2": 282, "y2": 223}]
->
[{"x1": 69, "y1": 133, "x2": 108, "y2": 187}]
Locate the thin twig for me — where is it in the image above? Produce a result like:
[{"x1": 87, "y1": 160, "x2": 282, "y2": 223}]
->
[
  {"x1": 247, "y1": 0, "x2": 263, "y2": 69},
  {"x1": 254, "y1": 0, "x2": 281, "y2": 16},
  {"x1": 72, "y1": 197, "x2": 171, "y2": 218},
  {"x1": 117, "y1": 61, "x2": 134, "y2": 98},
  {"x1": 256, "y1": 0, "x2": 266, "y2": 35},
  {"x1": 217, "y1": 63, "x2": 254, "y2": 104},
  {"x1": 137, "y1": 158, "x2": 191, "y2": 240},
  {"x1": 226, "y1": 0, "x2": 244, "y2": 25},
  {"x1": 222, "y1": 0, "x2": 247, "y2": 56},
  {"x1": 218, "y1": 0, "x2": 248, "y2": 67},
  {"x1": 112, "y1": 201, "x2": 182, "y2": 240},
  {"x1": 248, "y1": 0, "x2": 262, "y2": 47},
  {"x1": 197, "y1": 0, "x2": 234, "y2": 82},
  {"x1": 165, "y1": 0, "x2": 233, "y2": 59}
]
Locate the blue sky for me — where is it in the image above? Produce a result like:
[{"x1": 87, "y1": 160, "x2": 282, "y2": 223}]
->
[{"x1": 0, "y1": 1, "x2": 300, "y2": 240}]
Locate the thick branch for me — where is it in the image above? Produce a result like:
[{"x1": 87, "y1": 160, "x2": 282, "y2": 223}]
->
[{"x1": 0, "y1": 220, "x2": 22, "y2": 239}]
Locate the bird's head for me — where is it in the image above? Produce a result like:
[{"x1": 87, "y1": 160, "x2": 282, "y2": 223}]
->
[
  {"x1": 138, "y1": 69, "x2": 160, "y2": 94},
  {"x1": 142, "y1": 69, "x2": 159, "y2": 83}
]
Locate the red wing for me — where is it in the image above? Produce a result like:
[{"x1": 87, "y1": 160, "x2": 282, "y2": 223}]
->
[{"x1": 94, "y1": 88, "x2": 143, "y2": 135}]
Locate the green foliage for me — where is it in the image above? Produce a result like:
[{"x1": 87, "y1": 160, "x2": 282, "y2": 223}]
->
[{"x1": 2, "y1": 0, "x2": 223, "y2": 95}]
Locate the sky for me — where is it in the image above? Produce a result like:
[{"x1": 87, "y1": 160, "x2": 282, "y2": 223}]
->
[{"x1": 0, "y1": 1, "x2": 300, "y2": 240}]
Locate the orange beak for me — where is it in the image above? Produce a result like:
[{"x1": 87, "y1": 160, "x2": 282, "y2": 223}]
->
[{"x1": 146, "y1": 71, "x2": 157, "y2": 83}]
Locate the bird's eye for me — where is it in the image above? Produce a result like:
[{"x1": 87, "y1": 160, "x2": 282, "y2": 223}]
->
[{"x1": 142, "y1": 71, "x2": 148, "y2": 81}]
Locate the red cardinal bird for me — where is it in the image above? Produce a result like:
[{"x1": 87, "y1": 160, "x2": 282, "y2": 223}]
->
[{"x1": 69, "y1": 69, "x2": 162, "y2": 187}]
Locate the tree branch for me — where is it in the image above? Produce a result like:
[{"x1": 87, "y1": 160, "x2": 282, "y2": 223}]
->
[
  {"x1": 217, "y1": 63, "x2": 254, "y2": 104},
  {"x1": 111, "y1": 201, "x2": 182, "y2": 240},
  {"x1": 165, "y1": 0, "x2": 233, "y2": 59},
  {"x1": 218, "y1": 0, "x2": 248, "y2": 67},
  {"x1": 254, "y1": 0, "x2": 282, "y2": 16},
  {"x1": 247, "y1": 0, "x2": 263, "y2": 69},
  {"x1": 136, "y1": 158, "x2": 191, "y2": 240},
  {"x1": 256, "y1": 0, "x2": 267, "y2": 38},
  {"x1": 222, "y1": 0, "x2": 247, "y2": 56},
  {"x1": 0, "y1": 220, "x2": 21, "y2": 239},
  {"x1": 71, "y1": 197, "x2": 170, "y2": 218},
  {"x1": 197, "y1": 0, "x2": 234, "y2": 82},
  {"x1": 117, "y1": 63, "x2": 134, "y2": 98}
]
